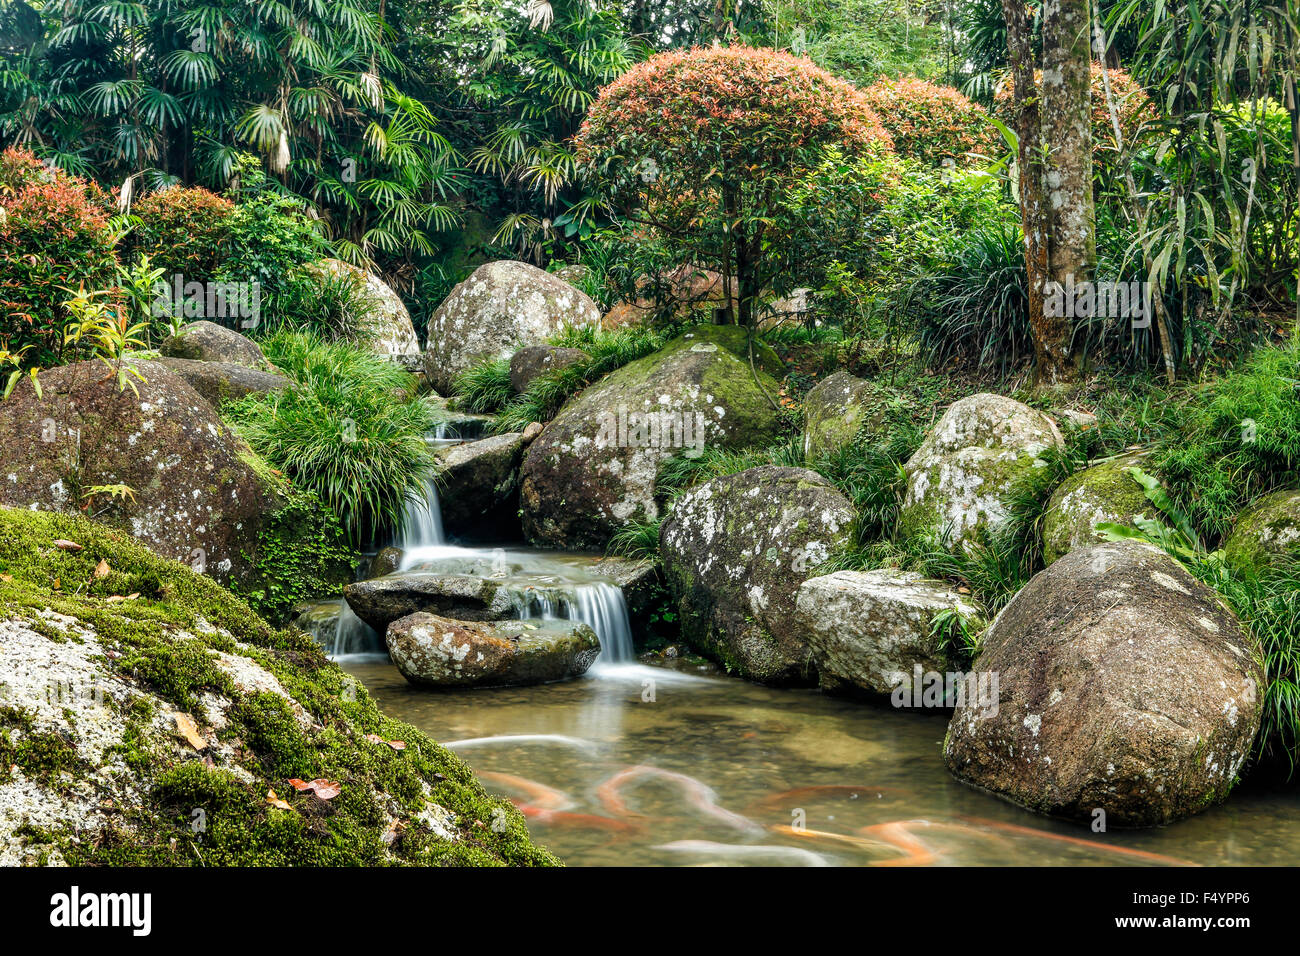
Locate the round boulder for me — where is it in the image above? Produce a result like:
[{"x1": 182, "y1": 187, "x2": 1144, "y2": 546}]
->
[
  {"x1": 308, "y1": 258, "x2": 421, "y2": 357},
  {"x1": 423, "y1": 260, "x2": 600, "y2": 394},
  {"x1": 944, "y1": 540, "x2": 1262, "y2": 827},
  {"x1": 659, "y1": 466, "x2": 854, "y2": 685},
  {"x1": 509, "y1": 345, "x2": 589, "y2": 393},
  {"x1": 899, "y1": 393, "x2": 1064, "y2": 550},
  {"x1": 162, "y1": 320, "x2": 270, "y2": 370},
  {"x1": 386, "y1": 612, "x2": 601, "y2": 688},
  {"x1": 801, "y1": 371, "x2": 895, "y2": 459},
  {"x1": 1041, "y1": 452, "x2": 1151, "y2": 565},
  {"x1": 436, "y1": 433, "x2": 526, "y2": 539},
  {"x1": 1223, "y1": 489, "x2": 1300, "y2": 576},
  {"x1": 155, "y1": 357, "x2": 289, "y2": 409},
  {"x1": 520, "y1": 325, "x2": 783, "y2": 550}
]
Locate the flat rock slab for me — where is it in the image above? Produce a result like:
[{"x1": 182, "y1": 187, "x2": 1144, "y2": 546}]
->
[{"x1": 155, "y1": 357, "x2": 289, "y2": 408}]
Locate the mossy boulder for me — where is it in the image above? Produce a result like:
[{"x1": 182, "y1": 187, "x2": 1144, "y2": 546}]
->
[
  {"x1": 801, "y1": 371, "x2": 894, "y2": 459},
  {"x1": 343, "y1": 572, "x2": 516, "y2": 633},
  {"x1": 162, "y1": 320, "x2": 270, "y2": 370},
  {"x1": 899, "y1": 393, "x2": 1064, "y2": 550},
  {"x1": 155, "y1": 357, "x2": 289, "y2": 409},
  {"x1": 1041, "y1": 452, "x2": 1151, "y2": 565},
  {"x1": 944, "y1": 541, "x2": 1263, "y2": 828},
  {"x1": 509, "y1": 345, "x2": 589, "y2": 393},
  {"x1": 436, "y1": 433, "x2": 526, "y2": 540},
  {"x1": 659, "y1": 466, "x2": 854, "y2": 685},
  {"x1": 423, "y1": 260, "x2": 600, "y2": 394},
  {"x1": 1223, "y1": 490, "x2": 1300, "y2": 576},
  {"x1": 520, "y1": 324, "x2": 784, "y2": 550},
  {"x1": 795, "y1": 569, "x2": 984, "y2": 699},
  {"x1": 0, "y1": 360, "x2": 289, "y2": 589},
  {"x1": 0, "y1": 507, "x2": 557, "y2": 866},
  {"x1": 307, "y1": 258, "x2": 422, "y2": 358},
  {"x1": 387, "y1": 612, "x2": 600, "y2": 688}
]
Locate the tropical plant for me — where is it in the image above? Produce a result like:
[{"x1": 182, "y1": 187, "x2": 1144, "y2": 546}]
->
[{"x1": 863, "y1": 75, "x2": 1003, "y2": 167}]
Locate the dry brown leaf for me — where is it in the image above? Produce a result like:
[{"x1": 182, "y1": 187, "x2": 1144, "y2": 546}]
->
[
  {"x1": 173, "y1": 712, "x2": 207, "y2": 751},
  {"x1": 289, "y1": 778, "x2": 342, "y2": 800},
  {"x1": 52, "y1": 539, "x2": 83, "y2": 551},
  {"x1": 381, "y1": 819, "x2": 406, "y2": 846},
  {"x1": 387, "y1": 740, "x2": 406, "y2": 751},
  {"x1": 0, "y1": 574, "x2": 11, "y2": 582},
  {"x1": 93, "y1": 558, "x2": 110, "y2": 579},
  {"x1": 265, "y1": 789, "x2": 293, "y2": 810}
]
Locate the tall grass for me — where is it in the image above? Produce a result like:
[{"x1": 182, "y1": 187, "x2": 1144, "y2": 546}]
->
[{"x1": 225, "y1": 331, "x2": 442, "y2": 545}]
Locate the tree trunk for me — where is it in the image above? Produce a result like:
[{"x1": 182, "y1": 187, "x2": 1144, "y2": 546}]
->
[
  {"x1": 1039, "y1": 0, "x2": 1094, "y2": 383},
  {"x1": 1001, "y1": 0, "x2": 1051, "y2": 378}
]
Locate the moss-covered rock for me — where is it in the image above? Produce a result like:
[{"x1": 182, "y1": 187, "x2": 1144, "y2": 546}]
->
[
  {"x1": 659, "y1": 466, "x2": 853, "y2": 685},
  {"x1": 509, "y1": 345, "x2": 589, "y2": 393},
  {"x1": 1041, "y1": 452, "x2": 1151, "y2": 565},
  {"x1": 436, "y1": 433, "x2": 526, "y2": 540},
  {"x1": 899, "y1": 393, "x2": 1064, "y2": 549},
  {"x1": 423, "y1": 260, "x2": 601, "y2": 394},
  {"x1": 154, "y1": 357, "x2": 289, "y2": 409},
  {"x1": 801, "y1": 371, "x2": 893, "y2": 459},
  {"x1": 387, "y1": 613, "x2": 600, "y2": 688},
  {"x1": 161, "y1": 320, "x2": 270, "y2": 370},
  {"x1": 0, "y1": 506, "x2": 558, "y2": 866},
  {"x1": 307, "y1": 258, "x2": 422, "y2": 358},
  {"x1": 1223, "y1": 489, "x2": 1300, "y2": 576},
  {"x1": 520, "y1": 324, "x2": 784, "y2": 550}
]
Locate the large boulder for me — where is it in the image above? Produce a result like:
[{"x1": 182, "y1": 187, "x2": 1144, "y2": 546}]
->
[
  {"x1": 161, "y1": 320, "x2": 270, "y2": 370},
  {"x1": 343, "y1": 572, "x2": 520, "y2": 633},
  {"x1": 436, "y1": 433, "x2": 526, "y2": 539},
  {"x1": 509, "y1": 345, "x2": 589, "y2": 393},
  {"x1": 386, "y1": 612, "x2": 600, "y2": 688},
  {"x1": 1222, "y1": 489, "x2": 1300, "y2": 576},
  {"x1": 0, "y1": 360, "x2": 281, "y2": 587},
  {"x1": 423, "y1": 261, "x2": 600, "y2": 394},
  {"x1": 155, "y1": 357, "x2": 289, "y2": 409},
  {"x1": 308, "y1": 258, "x2": 421, "y2": 357},
  {"x1": 899, "y1": 393, "x2": 1064, "y2": 550},
  {"x1": 801, "y1": 371, "x2": 894, "y2": 459},
  {"x1": 795, "y1": 569, "x2": 983, "y2": 698},
  {"x1": 944, "y1": 541, "x2": 1263, "y2": 827},
  {"x1": 659, "y1": 466, "x2": 854, "y2": 685},
  {"x1": 520, "y1": 324, "x2": 784, "y2": 550},
  {"x1": 1041, "y1": 452, "x2": 1151, "y2": 564},
  {"x1": 0, "y1": 507, "x2": 556, "y2": 866}
]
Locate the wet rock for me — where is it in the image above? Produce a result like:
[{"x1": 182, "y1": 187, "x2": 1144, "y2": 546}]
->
[
  {"x1": 1222, "y1": 489, "x2": 1300, "y2": 576},
  {"x1": 366, "y1": 546, "x2": 405, "y2": 579},
  {"x1": 944, "y1": 541, "x2": 1262, "y2": 827},
  {"x1": 520, "y1": 324, "x2": 784, "y2": 550},
  {"x1": 436, "y1": 433, "x2": 526, "y2": 539},
  {"x1": 1041, "y1": 452, "x2": 1151, "y2": 564},
  {"x1": 343, "y1": 572, "x2": 517, "y2": 633},
  {"x1": 0, "y1": 360, "x2": 281, "y2": 587},
  {"x1": 521, "y1": 422, "x2": 543, "y2": 445},
  {"x1": 423, "y1": 261, "x2": 600, "y2": 394},
  {"x1": 801, "y1": 371, "x2": 896, "y2": 459},
  {"x1": 155, "y1": 357, "x2": 289, "y2": 409},
  {"x1": 509, "y1": 345, "x2": 589, "y2": 393},
  {"x1": 587, "y1": 555, "x2": 661, "y2": 623},
  {"x1": 162, "y1": 320, "x2": 269, "y2": 369},
  {"x1": 899, "y1": 393, "x2": 1064, "y2": 550},
  {"x1": 795, "y1": 569, "x2": 983, "y2": 698},
  {"x1": 387, "y1": 612, "x2": 600, "y2": 688},
  {"x1": 307, "y1": 258, "x2": 421, "y2": 357},
  {"x1": 659, "y1": 466, "x2": 854, "y2": 685}
]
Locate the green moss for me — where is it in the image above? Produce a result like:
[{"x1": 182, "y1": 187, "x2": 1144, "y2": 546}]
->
[{"x1": 0, "y1": 505, "x2": 560, "y2": 867}]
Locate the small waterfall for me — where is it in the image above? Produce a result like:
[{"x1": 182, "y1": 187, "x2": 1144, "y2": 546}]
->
[
  {"x1": 331, "y1": 602, "x2": 382, "y2": 655},
  {"x1": 505, "y1": 582, "x2": 634, "y2": 664},
  {"x1": 401, "y1": 476, "x2": 446, "y2": 548}
]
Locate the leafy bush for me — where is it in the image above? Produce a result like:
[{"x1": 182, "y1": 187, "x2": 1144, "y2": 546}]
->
[
  {"x1": 862, "y1": 76, "x2": 1002, "y2": 167},
  {"x1": 127, "y1": 186, "x2": 234, "y2": 282},
  {"x1": 225, "y1": 332, "x2": 442, "y2": 546},
  {"x1": 216, "y1": 190, "x2": 330, "y2": 299},
  {"x1": 0, "y1": 147, "x2": 118, "y2": 365}
]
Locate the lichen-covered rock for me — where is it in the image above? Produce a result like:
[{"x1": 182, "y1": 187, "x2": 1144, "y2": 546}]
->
[
  {"x1": 552, "y1": 264, "x2": 590, "y2": 287},
  {"x1": 1041, "y1": 452, "x2": 1150, "y2": 564},
  {"x1": 387, "y1": 612, "x2": 600, "y2": 688},
  {"x1": 801, "y1": 371, "x2": 894, "y2": 459},
  {"x1": 509, "y1": 345, "x2": 589, "y2": 393},
  {"x1": 1223, "y1": 490, "x2": 1300, "y2": 576},
  {"x1": 366, "y1": 546, "x2": 405, "y2": 580},
  {"x1": 944, "y1": 541, "x2": 1262, "y2": 827},
  {"x1": 520, "y1": 325, "x2": 784, "y2": 550},
  {"x1": 343, "y1": 572, "x2": 519, "y2": 633},
  {"x1": 0, "y1": 507, "x2": 557, "y2": 866},
  {"x1": 587, "y1": 556, "x2": 661, "y2": 625},
  {"x1": 307, "y1": 258, "x2": 421, "y2": 357},
  {"x1": 795, "y1": 569, "x2": 983, "y2": 697},
  {"x1": 155, "y1": 357, "x2": 289, "y2": 409},
  {"x1": 162, "y1": 320, "x2": 270, "y2": 370},
  {"x1": 423, "y1": 261, "x2": 600, "y2": 394},
  {"x1": 659, "y1": 466, "x2": 854, "y2": 685},
  {"x1": 436, "y1": 433, "x2": 526, "y2": 539},
  {"x1": 0, "y1": 360, "x2": 280, "y2": 587},
  {"x1": 900, "y1": 393, "x2": 1064, "y2": 549}
]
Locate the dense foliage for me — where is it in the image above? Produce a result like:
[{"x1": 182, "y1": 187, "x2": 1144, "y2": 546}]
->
[{"x1": 863, "y1": 76, "x2": 1002, "y2": 167}]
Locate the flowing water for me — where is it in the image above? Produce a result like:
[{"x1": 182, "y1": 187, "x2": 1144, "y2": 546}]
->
[{"x1": 327, "y1": 426, "x2": 1300, "y2": 865}]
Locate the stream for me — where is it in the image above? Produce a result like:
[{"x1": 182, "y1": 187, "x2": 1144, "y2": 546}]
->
[{"x1": 319, "y1": 427, "x2": 1300, "y2": 866}]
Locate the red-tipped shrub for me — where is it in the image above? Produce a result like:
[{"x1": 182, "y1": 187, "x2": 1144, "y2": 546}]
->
[
  {"x1": 128, "y1": 186, "x2": 234, "y2": 281},
  {"x1": 863, "y1": 76, "x2": 1003, "y2": 167}
]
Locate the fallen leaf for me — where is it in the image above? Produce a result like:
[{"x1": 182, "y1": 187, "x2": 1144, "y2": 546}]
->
[
  {"x1": 288, "y1": 778, "x2": 342, "y2": 800},
  {"x1": 52, "y1": 539, "x2": 83, "y2": 551},
  {"x1": 0, "y1": 574, "x2": 11, "y2": 582},
  {"x1": 93, "y1": 558, "x2": 110, "y2": 579},
  {"x1": 381, "y1": 819, "x2": 406, "y2": 846},
  {"x1": 173, "y1": 712, "x2": 207, "y2": 751},
  {"x1": 52, "y1": 577, "x2": 60, "y2": 590},
  {"x1": 364, "y1": 733, "x2": 384, "y2": 745},
  {"x1": 387, "y1": 740, "x2": 406, "y2": 751},
  {"x1": 288, "y1": 778, "x2": 311, "y2": 791},
  {"x1": 265, "y1": 789, "x2": 293, "y2": 810}
]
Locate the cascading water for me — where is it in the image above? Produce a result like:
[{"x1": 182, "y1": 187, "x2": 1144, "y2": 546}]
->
[{"x1": 504, "y1": 582, "x2": 634, "y2": 664}]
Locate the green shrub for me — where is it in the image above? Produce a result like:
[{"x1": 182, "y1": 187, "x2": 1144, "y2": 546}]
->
[
  {"x1": 225, "y1": 332, "x2": 442, "y2": 545},
  {"x1": 862, "y1": 76, "x2": 1002, "y2": 167},
  {"x1": 127, "y1": 186, "x2": 234, "y2": 282},
  {"x1": 216, "y1": 191, "x2": 330, "y2": 300}
]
